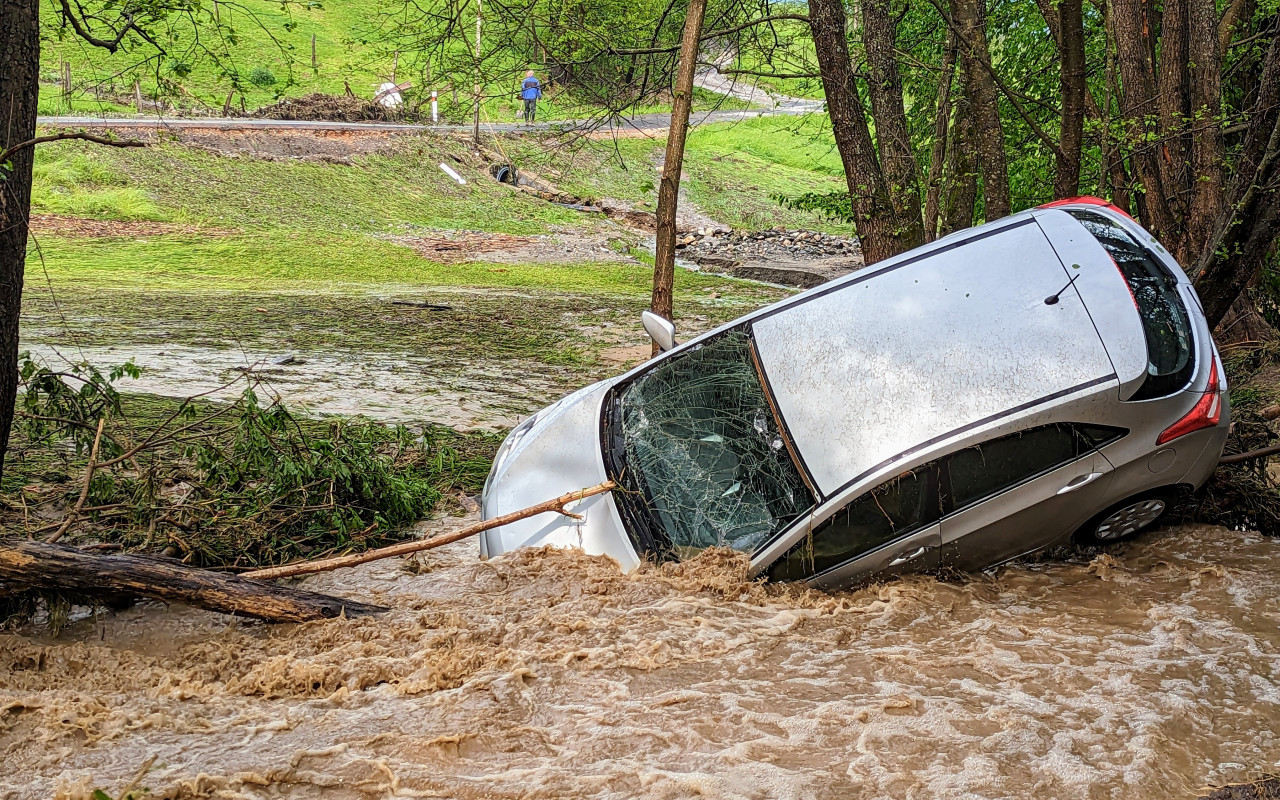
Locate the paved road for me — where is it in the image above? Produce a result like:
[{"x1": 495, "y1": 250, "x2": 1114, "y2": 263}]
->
[
  {"x1": 36, "y1": 100, "x2": 822, "y2": 135},
  {"x1": 37, "y1": 72, "x2": 823, "y2": 135}
]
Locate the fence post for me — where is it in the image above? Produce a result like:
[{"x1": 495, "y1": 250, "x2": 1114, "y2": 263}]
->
[
  {"x1": 61, "y1": 61, "x2": 72, "y2": 106},
  {"x1": 431, "y1": 90, "x2": 438, "y2": 124},
  {"x1": 134, "y1": 80, "x2": 143, "y2": 112},
  {"x1": 311, "y1": 33, "x2": 317, "y2": 70}
]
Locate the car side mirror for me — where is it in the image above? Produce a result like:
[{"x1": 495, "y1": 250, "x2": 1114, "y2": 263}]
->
[{"x1": 642, "y1": 310, "x2": 678, "y2": 352}]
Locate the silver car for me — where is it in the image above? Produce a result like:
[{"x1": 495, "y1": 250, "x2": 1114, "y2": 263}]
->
[{"x1": 480, "y1": 198, "x2": 1229, "y2": 587}]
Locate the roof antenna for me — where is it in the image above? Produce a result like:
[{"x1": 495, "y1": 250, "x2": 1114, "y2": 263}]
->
[{"x1": 1044, "y1": 273, "x2": 1081, "y2": 305}]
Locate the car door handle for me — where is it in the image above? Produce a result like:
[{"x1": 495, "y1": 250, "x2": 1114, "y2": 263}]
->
[
  {"x1": 1058, "y1": 471, "x2": 1104, "y2": 495},
  {"x1": 889, "y1": 546, "x2": 929, "y2": 566}
]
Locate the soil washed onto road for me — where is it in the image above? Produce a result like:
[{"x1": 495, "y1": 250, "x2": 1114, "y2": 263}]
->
[{"x1": 3, "y1": 523, "x2": 1279, "y2": 799}]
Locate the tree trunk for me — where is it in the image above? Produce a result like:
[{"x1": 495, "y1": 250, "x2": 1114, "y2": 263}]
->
[
  {"x1": 651, "y1": 0, "x2": 708, "y2": 346},
  {"x1": 1112, "y1": 0, "x2": 1177, "y2": 241},
  {"x1": 861, "y1": 0, "x2": 925, "y2": 248},
  {"x1": 943, "y1": 81, "x2": 979, "y2": 234},
  {"x1": 0, "y1": 539, "x2": 388, "y2": 622},
  {"x1": 1155, "y1": 0, "x2": 1191, "y2": 255},
  {"x1": 1055, "y1": 0, "x2": 1085, "y2": 198},
  {"x1": 951, "y1": 0, "x2": 1011, "y2": 220},
  {"x1": 0, "y1": 0, "x2": 39, "y2": 481},
  {"x1": 923, "y1": 30, "x2": 957, "y2": 240},
  {"x1": 808, "y1": 0, "x2": 901, "y2": 263},
  {"x1": 1185, "y1": 0, "x2": 1224, "y2": 265},
  {"x1": 1192, "y1": 17, "x2": 1280, "y2": 327}
]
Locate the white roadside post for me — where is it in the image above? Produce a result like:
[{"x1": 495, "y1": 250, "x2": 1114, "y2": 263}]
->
[{"x1": 431, "y1": 90, "x2": 439, "y2": 124}]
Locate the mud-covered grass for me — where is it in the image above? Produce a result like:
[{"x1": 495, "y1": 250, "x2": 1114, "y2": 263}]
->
[{"x1": 0, "y1": 390, "x2": 502, "y2": 564}]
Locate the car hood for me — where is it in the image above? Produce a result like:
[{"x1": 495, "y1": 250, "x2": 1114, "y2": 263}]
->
[{"x1": 479, "y1": 379, "x2": 640, "y2": 570}]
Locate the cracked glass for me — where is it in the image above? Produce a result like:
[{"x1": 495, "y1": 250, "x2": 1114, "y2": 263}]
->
[{"x1": 613, "y1": 328, "x2": 814, "y2": 557}]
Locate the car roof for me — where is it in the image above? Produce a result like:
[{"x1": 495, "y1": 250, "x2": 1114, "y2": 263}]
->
[{"x1": 751, "y1": 214, "x2": 1119, "y2": 498}]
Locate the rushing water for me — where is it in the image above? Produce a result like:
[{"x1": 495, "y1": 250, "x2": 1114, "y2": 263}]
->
[{"x1": 3, "y1": 523, "x2": 1279, "y2": 799}]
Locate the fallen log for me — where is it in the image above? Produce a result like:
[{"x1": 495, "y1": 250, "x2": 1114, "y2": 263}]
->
[
  {"x1": 243, "y1": 480, "x2": 617, "y2": 581},
  {"x1": 0, "y1": 539, "x2": 387, "y2": 622}
]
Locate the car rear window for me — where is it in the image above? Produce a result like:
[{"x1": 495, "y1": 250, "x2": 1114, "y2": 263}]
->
[
  {"x1": 603, "y1": 327, "x2": 815, "y2": 558},
  {"x1": 1067, "y1": 209, "x2": 1195, "y2": 399}
]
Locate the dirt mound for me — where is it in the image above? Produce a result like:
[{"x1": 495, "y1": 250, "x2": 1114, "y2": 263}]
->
[
  {"x1": 254, "y1": 93, "x2": 394, "y2": 123},
  {"x1": 29, "y1": 215, "x2": 235, "y2": 238}
]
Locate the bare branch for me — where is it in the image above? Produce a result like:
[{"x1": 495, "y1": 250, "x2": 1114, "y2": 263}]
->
[{"x1": 0, "y1": 132, "x2": 146, "y2": 165}]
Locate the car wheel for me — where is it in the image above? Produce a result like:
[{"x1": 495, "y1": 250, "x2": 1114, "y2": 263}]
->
[{"x1": 1075, "y1": 490, "x2": 1178, "y2": 546}]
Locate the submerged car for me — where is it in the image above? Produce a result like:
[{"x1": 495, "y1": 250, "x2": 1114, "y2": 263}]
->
[{"x1": 480, "y1": 197, "x2": 1229, "y2": 588}]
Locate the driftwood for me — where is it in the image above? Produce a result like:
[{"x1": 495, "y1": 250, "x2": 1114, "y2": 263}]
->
[
  {"x1": 1219, "y1": 444, "x2": 1280, "y2": 465},
  {"x1": 0, "y1": 539, "x2": 387, "y2": 622},
  {"x1": 243, "y1": 481, "x2": 617, "y2": 581}
]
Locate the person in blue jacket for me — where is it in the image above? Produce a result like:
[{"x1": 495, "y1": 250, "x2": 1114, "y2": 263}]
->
[{"x1": 520, "y1": 70, "x2": 542, "y2": 123}]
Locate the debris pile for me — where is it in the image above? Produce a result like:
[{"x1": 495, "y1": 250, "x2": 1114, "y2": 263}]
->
[
  {"x1": 677, "y1": 226, "x2": 864, "y2": 288},
  {"x1": 255, "y1": 93, "x2": 394, "y2": 122},
  {"x1": 678, "y1": 226, "x2": 861, "y2": 261}
]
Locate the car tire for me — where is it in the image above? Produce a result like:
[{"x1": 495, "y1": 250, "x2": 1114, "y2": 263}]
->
[{"x1": 1074, "y1": 489, "x2": 1179, "y2": 546}]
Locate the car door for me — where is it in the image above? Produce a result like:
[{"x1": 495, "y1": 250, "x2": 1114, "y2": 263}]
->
[
  {"x1": 763, "y1": 465, "x2": 943, "y2": 589},
  {"x1": 939, "y1": 424, "x2": 1123, "y2": 572}
]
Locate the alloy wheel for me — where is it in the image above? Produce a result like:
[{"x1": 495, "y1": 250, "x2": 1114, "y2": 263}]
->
[{"x1": 1094, "y1": 499, "x2": 1167, "y2": 541}]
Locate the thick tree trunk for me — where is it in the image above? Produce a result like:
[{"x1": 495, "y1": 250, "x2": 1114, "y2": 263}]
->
[
  {"x1": 0, "y1": 0, "x2": 39, "y2": 481},
  {"x1": 1112, "y1": 0, "x2": 1177, "y2": 242},
  {"x1": 1055, "y1": 0, "x2": 1085, "y2": 198},
  {"x1": 808, "y1": 0, "x2": 900, "y2": 263},
  {"x1": 0, "y1": 539, "x2": 388, "y2": 622},
  {"x1": 1185, "y1": 0, "x2": 1224, "y2": 265},
  {"x1": 861, "y1": 0, "x2": 925, "y2": 248},
  {"x1": 943, "y1": 84, "x2": 979, "y2": 235},
  {"x1": 1155, "y1": 0, "x2": 1191, "y2": 254},
  {"x1": 1193, "y1": 17, "x2": 1280, "y2": 327},
  {"x1": 651, "y1": 0, "x2": 708, "y2": 344},
  {"x1": 951, "y1": 0, "x2": 1010, "y2": 220},
  {"x1": 923, "y1": 30, "x2": 957, "y2": 240}
]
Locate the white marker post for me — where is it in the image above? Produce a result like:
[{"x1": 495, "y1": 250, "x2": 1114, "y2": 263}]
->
[
  {"x1": 439, "y1": 163, "x2": 466, "y2": 185},
  {"x1": 431, "y1": 90, "x2": 438, "y2": 124}
]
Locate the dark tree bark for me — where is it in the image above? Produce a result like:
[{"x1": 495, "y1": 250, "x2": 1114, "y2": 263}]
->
[
  {"x1": 0, "y1": 0, "x2": 39, "y2": 481},
  {"x1": 1055, "y1": 0, "x2": 1086, "y2": 197},
  {"x1": 651, "y1": 0, "x2": 707, "y2": 345},
  {"x1": 943, "y1": 82, "x2": 979, "y2": 235},
  {"x1": 923, "y1": 29, "x2": 958, "y2": 240},
  {"x1": 1193, "y1": 17, "x2": 1280, "y2": 328},
  {"x1": 1112, "y1": 0, "x2": 1177, "y2": 242},
  {"x1": 861, "y1": 0, "x2": 925, "y2": 248},
  {"x1": 1155, "y1": 0, "x2": 1191, "y2": 252},
  {"x1": 808, "y1": 0, "x2": 901, "y2": 263},
  {"x1": 951, "y1": 0, "x2": 1010, "y2": 220},
  {"x1": 0, "y1": 539, "x2": 388, "y2": 622},
  {"x1": 1186, "y1": 0, "x2": 1224, "y2": 265}
]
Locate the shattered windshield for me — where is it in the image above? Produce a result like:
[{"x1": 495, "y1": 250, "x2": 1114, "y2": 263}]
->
[{"x1": 606, "y1": 328, "x2": 814, "y2": 557}]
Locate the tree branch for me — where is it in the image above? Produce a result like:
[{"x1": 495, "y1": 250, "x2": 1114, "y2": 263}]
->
[
  {"x1": 0, "y1": 132, "x2": 146, "y2": 165},
  {"x1": 608, "y1": 14, "x2": 810, "y2": 55},
  {"x1": 56, "y1": 0, "x2": 137, "y2": 53}
]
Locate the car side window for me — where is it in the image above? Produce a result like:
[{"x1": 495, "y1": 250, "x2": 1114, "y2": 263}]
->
[
  {"x1": 1066, "y1": 209, "x2": 1195, "y2": 399},
  {"x1": 944, "y1": 423, "x2": 1122, "y2": 511},
  {"x1": 766, "y1": 467, "x2": 939, "y2": 582}
]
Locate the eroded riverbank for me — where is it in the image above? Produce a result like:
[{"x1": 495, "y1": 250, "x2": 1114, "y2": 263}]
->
[{"x1": 4, "y1": 523, "x2": 1278, "y2": 799}]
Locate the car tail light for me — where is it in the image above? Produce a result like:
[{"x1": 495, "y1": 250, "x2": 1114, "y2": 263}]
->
[
  {"x1": 1038, "y1": 195, "x2": 1135, "y2": 221},
  {"x1": 1156, "y1": 356, "x2": 1222, "y2": 445}
]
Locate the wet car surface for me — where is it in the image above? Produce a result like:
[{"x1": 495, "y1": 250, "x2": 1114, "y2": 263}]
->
[{"x1": 481, "y1": 198, "x2": 1229, "y2": 586}]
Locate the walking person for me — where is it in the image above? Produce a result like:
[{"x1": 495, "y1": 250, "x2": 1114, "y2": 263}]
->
[{"x1": 520, "y1": 70, "x2": 542, "y2": 123}]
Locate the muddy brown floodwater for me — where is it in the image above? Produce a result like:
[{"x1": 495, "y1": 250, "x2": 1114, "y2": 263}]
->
[{"x1": 3, "y1": 522, "x2": 1279, "y2": 799}]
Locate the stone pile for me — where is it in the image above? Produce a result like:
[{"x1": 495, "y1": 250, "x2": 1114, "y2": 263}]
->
[{"x1": 678, "y1": 226, "x2": 861, "y2": 265}]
